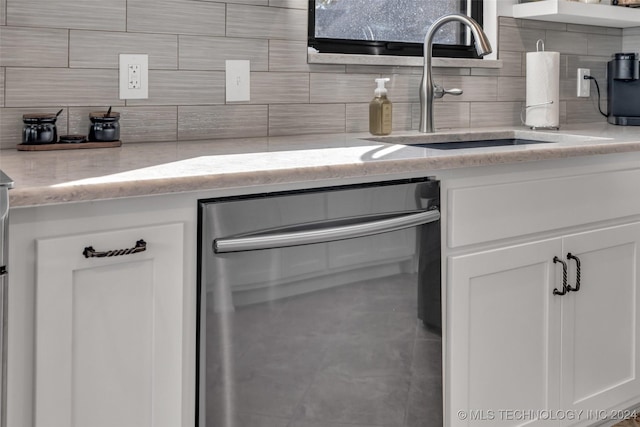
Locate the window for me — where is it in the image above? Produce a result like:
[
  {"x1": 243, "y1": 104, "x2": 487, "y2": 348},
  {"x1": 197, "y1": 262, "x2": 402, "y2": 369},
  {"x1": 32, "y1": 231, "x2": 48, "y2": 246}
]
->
[{"x1": 308, "y1": 0, "x2": 484, "y2": 58}]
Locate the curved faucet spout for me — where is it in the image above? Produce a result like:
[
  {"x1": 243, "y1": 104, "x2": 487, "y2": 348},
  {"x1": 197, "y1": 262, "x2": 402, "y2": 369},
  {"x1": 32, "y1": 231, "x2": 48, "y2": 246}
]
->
[{"x1": 419, "y1": 14, "x2": 493, "y2": 133}]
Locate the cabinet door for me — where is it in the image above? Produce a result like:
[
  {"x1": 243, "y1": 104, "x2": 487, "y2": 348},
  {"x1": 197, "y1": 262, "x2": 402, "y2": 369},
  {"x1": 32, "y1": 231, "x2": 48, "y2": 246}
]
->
[
  {"x1": 449, "y1": 239, "x2": 561, "y2": 427},
  {"x1": 561, "y1": 223, "x2": 640, "y2": 420},
  {"x1": 35, "y1": 223, "x2": 184, "y2": 427}
]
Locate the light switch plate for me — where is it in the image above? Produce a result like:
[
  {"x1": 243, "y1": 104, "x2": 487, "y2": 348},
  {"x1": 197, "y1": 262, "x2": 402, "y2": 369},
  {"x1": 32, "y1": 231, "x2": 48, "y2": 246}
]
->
[
  {"x1": 119, "y1": 54, "x2": 149, "y2": 99},
  {"x1": 226, "y1": 60, "x2": 250, "y2": 102}
]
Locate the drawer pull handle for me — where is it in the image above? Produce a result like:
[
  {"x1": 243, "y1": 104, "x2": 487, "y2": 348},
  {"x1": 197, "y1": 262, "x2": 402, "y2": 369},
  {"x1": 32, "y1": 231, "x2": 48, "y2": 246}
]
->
[
  {"x1": 83, "y1": 239, "x2": 147, "y2": 258},
  {"x1": 553, "y1": 256, "x2": 568, "y2": 296},
  {"x1": 566, "y1": 253, "x2": 582, "y2": 292}
]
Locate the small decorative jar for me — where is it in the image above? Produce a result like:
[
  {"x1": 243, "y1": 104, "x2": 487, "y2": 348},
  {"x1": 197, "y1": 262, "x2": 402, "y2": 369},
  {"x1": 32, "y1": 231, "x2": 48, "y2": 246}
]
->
[
  {"x1": 22, "y1": 113, "x2": 58, "y2": 145},
  {"x1": 88, "y1": 111, "x2": 120, "y2": 142}
]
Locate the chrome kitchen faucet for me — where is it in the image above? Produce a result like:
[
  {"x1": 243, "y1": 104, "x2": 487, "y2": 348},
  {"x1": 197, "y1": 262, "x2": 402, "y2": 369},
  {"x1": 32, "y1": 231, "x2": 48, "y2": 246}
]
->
[{"x1": 419, "y1": 14, "x2": 493, "y2": 133}]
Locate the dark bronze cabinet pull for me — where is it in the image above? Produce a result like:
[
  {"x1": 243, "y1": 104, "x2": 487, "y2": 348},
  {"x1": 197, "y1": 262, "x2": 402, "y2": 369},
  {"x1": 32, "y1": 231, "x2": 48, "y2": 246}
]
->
[
  {"x1": 83, "y1": 239, "x2": 147, "y2": 258},
  {"x1": 553, "y1": 256, "x2": 569, "y2": 296},
  {"x1": 566, "y1": 253, "x2": 582, "y2": 292}
]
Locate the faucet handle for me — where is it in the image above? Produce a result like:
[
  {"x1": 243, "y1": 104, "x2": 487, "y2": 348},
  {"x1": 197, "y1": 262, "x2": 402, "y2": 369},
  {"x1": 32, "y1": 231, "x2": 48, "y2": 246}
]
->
[
  {"x1": 434, "y1": 84, "x2": 463, "y2": 98},
  {"x1": 444, "y1": 87, "x2": 463, "y2": 96}
]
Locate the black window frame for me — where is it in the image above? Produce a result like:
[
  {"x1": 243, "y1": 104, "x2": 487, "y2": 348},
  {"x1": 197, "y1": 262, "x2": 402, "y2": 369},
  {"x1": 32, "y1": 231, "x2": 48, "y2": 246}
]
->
[{"x1": 308, "y1": 0, "x2": 484, "y2": 59}]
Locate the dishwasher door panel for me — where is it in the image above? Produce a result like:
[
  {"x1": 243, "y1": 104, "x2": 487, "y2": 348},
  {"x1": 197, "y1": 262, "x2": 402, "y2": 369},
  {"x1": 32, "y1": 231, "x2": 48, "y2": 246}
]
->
[{"x1": 198, "y1": 178, "x2": 441, "y2": 427}]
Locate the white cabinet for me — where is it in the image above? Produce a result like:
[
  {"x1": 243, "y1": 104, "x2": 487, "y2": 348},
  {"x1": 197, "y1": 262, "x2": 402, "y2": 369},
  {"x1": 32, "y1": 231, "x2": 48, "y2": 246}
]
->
[
  {"x1": 560, "y1": 225, "x2": 640, "y2": 418},
  {"x1": 449, "y1": 222, "x2": 640, "y2": 426},
  {"x1": 34, "y1": 223, "x2": 184, "y2": 427},
  {"x1": 449, "y1": 238, "x2": 561, "y2": 427}
]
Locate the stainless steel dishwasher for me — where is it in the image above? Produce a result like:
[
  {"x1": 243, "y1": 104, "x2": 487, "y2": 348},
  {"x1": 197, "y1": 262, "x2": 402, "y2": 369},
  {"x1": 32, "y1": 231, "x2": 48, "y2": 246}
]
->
[{"x1": 197, "y1": 178, "x2": 441, "y2": 427}]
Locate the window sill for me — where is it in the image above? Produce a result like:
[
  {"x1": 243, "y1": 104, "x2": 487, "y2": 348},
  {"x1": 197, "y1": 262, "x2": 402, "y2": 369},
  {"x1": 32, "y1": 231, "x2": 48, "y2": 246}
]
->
[{"x1": 308, "y1": 52, "x2": 503, "y2": 69}]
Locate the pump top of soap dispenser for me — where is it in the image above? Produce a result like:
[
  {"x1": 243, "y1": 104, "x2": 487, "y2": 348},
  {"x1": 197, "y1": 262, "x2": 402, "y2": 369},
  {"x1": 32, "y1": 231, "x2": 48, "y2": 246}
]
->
[{"x1": 374, "y1": 78, "x2": 390, "y2": 97}]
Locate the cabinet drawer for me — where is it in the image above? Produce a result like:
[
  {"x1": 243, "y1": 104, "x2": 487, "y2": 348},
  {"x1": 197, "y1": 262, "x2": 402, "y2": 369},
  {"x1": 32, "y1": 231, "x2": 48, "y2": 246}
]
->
[{"x1": 449, "y1": 168, "x2": 640, "y2": 247}]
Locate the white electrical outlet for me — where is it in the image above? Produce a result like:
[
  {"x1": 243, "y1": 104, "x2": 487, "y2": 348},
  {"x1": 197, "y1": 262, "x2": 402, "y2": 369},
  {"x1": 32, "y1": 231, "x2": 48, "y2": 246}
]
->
[
  {"x1": 119, "y1": 54, "x2": 148, "y2": 99},
  {"x1": 225, "y1": 60, "x2": 250, "y2": 102},
  {"x1": 577, "y1": 68, "x2": 590, "y2": 98},
  {"x1": 128, "y1": 64, "x2": 141, "y2": 89}
]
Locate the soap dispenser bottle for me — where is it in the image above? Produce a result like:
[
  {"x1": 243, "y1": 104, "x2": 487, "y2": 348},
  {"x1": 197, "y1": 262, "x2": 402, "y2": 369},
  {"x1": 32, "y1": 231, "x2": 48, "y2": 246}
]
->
[{"x1": 369, "y1": 77, "x2": 392, "y2": 136}]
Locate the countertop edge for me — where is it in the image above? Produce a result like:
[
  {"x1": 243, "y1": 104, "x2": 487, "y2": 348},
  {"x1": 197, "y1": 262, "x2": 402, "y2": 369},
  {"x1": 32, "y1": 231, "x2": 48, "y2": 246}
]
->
[{"x1": 8, "y1": 138, "x2": 640, "y2": 208}]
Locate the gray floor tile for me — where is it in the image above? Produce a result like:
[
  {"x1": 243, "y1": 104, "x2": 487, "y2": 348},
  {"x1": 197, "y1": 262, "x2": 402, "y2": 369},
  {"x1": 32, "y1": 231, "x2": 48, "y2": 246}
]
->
[
  {"x1": 295, "y1": 372, "x2": 411, "y2": 426},
  {"x1": 319, "y1": 338, "x2": 414, "y2": 378},
  {"x1": 203, "y1": 407, "x2": 290, "y2": 427},
  {"x1": 237, "y1": 335, "x2": 330, "y2": 376},
  {"x1": 411, "y1": 339, "x2": 443, "y2": 378},
  {"x1": 405, "y1": 377, "x2": 443, "y2": 427},
  {"x1": 340, "y1": 310, "x2": 417, "y2": 341},
  {"x1": 207, "y1": 369, "x2": 313, "y2": 421},
  {"x1": 291, "y1": 419, "x2": 401, "y2": 427}
]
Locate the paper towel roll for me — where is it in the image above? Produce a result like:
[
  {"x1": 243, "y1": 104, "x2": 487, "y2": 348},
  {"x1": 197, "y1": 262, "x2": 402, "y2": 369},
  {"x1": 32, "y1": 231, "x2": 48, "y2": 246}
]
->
[{"x1": 526, "y1": 50, "x2": 560, "y2": 129}]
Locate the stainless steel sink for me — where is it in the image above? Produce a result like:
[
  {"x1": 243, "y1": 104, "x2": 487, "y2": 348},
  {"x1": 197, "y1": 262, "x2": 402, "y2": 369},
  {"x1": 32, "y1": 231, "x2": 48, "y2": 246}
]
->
[
  {"x1": 364, "y1": 131, "x2": 609, "y2": 150},
  {"x1": 387, "y1": 138, "x2": 552, "y2": 150}
]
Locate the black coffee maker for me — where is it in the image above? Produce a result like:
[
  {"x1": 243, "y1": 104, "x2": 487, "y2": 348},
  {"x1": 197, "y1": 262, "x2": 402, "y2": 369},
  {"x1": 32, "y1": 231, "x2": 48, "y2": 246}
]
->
[{"x1": 608, "y1": 53, "x2": 640, "y2": 126}]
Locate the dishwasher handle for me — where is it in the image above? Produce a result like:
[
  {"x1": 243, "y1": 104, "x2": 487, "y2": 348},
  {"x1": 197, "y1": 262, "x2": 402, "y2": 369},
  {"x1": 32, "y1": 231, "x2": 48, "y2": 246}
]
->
[{"x1": 214, "y1": 209, "x2": 440, "y2": 253}]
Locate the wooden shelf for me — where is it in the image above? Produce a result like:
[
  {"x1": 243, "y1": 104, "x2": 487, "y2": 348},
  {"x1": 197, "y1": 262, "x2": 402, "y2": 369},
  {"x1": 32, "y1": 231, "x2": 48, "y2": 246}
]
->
[
  {"x1": 17, "y1": 141, "x2": 122, "y2": 151},
  {"x1": 513, "y1": 0, "x2": 640, "y2": 27}
]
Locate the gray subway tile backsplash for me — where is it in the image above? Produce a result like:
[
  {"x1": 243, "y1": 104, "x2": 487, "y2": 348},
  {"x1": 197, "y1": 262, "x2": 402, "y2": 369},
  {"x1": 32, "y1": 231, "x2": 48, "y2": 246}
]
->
[
  {"x1": 126, "y1": 70, "x2": 226, "y2": 106},
  {"x1": 586, "y1": 33, "x2": 623, "y2": 57},
  {"x1": 115, "y1": 106, "x2": 179, "y2": 143},
  {"x1": 250, "y1": 72, "x2": 310, "y2": 104},
  {"x1": 311, "y1": 73, "x2": 391, "y2": 104},
  {"x1": 545, "y1": 30, "x2": 588, "y2": 55},
  {"x1": 521, "y1": 19, "x2": 567, "y2": 32},
  {"x1": 226, "y1": 4, "x2": 307, "y2": 40},
  {"x1": 383, "y1": 75, "x2": 421, "y2": 103},
  {"x1": 179, "y1": 36, "x2": 269, "y2": 71},
  {"x1": 269, "y1": 40, "x2": 345, "y2": 73},
  {"x1": 441, "y1": 75, "x2": 499, "y2": 102},
  {"x1": 0, "y1": 27, "x2": 69, "y2": 68},
  {"x1": 5, "y1": 68, "x2": 122, "y2": 108},
  {"x1": 268, "y1": 0, "x2": 307, "y2": 9},
  {"x1": 70, "y1": 31, "x2": 179, "y2": 69},
  {"x1": 178, "y1": 105, "x2": 268, "y2": 140},
  {"x1": 127, "y1": 0, "x2": 225, "y2": 36},
  {"x1": 470, "y1": 101, "x2": 523, "y2": 128},
  {"x1": 498, "y1": 25, "x2": 546, "y2": 53},
  {"x1": 7, "y1": 0, "x2": 126, "y2": 31},
  {"x1": 492, "y1": 51, "x2": 523, "y2": 77},
  {"x1": 434, "y1": 102, "x2": 471, "y2": 130},
  {"x1": 0, "y1": 1, "x2": 632, "y2": 146},
  {"x1": 69, "y1": 106, "x2": 178, "y2": 143},
  {"x1": 565, "y1": 99, "x2": 607, "y2": 124},
  {"x1": 223, "y1": 0, "x2": 269, "y2": 5},
  {"x1": 269, "y1": 104, "x2": 346, "y2": 136},
  {"x1": 623, "y1": 29, "x2": 640, "y2": 52},
  {"x1": 0, "y1": 68, "x2": 4, "y2": 108},
  {"x1": 497, "y1": 77, "x2": 526, "y2": 102}
]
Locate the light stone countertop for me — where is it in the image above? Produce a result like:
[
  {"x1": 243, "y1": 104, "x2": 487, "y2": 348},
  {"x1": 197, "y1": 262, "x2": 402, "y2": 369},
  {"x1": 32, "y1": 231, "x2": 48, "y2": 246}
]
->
[{"x1": 2, "y1": 123, "x2": 640, "y2": 208}]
